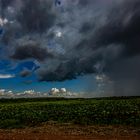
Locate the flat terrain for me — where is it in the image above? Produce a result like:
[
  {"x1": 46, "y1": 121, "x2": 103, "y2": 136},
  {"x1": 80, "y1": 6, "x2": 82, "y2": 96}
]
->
[
  {"x1": 0, "y1": 123, "x2": 140, "y2": 140},
  {"x1": 0, "y1": 97, "x2": 140, "y2": 139}
]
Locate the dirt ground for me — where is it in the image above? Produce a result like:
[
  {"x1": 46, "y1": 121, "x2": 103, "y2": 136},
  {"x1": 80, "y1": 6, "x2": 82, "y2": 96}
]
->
[
  {"x1": 0, "y1": 123, "x2": 140, "y2": 140},
  {"x1": 0, "y1": 134, "x2": 139, "y2": 140}
]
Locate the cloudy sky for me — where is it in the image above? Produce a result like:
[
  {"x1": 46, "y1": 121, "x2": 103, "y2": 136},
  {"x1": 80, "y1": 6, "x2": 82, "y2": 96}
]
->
[{"x1": 0, "y1": 0, "x2": 140, "y2": 96}]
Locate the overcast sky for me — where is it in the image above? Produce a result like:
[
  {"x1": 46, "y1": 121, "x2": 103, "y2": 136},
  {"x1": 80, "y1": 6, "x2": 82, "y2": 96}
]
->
[{"x1": 0, "y1": 0, "x2": 140, "y2": 96}]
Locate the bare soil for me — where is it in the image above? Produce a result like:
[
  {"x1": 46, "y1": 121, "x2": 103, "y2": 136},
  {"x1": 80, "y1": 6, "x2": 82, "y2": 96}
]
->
[{"x1": 0, "y1": 122, "x2": 140, "y2": 140}]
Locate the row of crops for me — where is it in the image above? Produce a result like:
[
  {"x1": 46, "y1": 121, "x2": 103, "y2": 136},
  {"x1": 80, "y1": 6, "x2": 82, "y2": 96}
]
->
[{"x1": 0, "y1": 97, "x2": 140, "y2": 128}]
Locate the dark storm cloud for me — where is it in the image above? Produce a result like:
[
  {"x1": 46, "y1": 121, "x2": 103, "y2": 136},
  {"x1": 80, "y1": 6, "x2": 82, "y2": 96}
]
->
[
  {"x1": 0, "y1": 0, "x2": 56, "y2": 61},
  {"x1": 0, "y1": 0, "x2": 140, "y2": 95},
  {"x1": 0, "y1": 0, "x2": 55, "y2": 44},
  {"x1": 1, "y1": 24, "x2": 17, "y2": 45},
  {"x1": 95, "y1": 1, "x2": 140, "y2": 57},
  {"x1": 1, "y1": 0, "x2": 14, "y2": 9},
  {"x1": 20, "y1": 68, "x2": 31, "y2": 77},
  {"x1": 77, "y1": 0, "x2": 140, "y2": 52},
  {"x1": 78, "y1": 0, "x2": 94, "y2": 6},
  {"x1": 79, "y1": 23, "x2": 93, "y2": 34},
  {"x1": 17, "y1": 0, "x2": 55, "y2": 33},
  {"x1": 34, "y1": 0, "x2": 140, "y2": 83},
  {"x1": 35, "y1": 0, "x2": 140, "y2": 96},
  {"x1": 37, "y1": 52, "x2": 102, "y2": 82},
  {"x1": 37, "y1": 58, "x2": 95, "y2": 81},
  {"x1": 106, "y1": 56, "x2": 140, "y2": 96},
  {"x1": 11, "y1": 41, "x2": 53, "y2": 61}
]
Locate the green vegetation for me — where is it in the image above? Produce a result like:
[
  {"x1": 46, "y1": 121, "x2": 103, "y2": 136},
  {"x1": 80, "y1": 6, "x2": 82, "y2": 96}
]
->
[{"x1": 0, "y1": 97, "x2": 140, "y2": 128}]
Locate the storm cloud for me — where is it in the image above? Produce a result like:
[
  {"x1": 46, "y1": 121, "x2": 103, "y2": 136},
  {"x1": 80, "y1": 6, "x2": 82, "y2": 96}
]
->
[
  {"x1": 20, "y1": 68, "x2": 31, "y2": 77},
  {"x1": 11, "y1": 40, "x2": 53, "y2": 61},
  {"x1": 17, "y1": 0, "x2": 55, "y2": 33},
  {"x1": 0, "y1": 0, "x2": 140, "y2": 95}
]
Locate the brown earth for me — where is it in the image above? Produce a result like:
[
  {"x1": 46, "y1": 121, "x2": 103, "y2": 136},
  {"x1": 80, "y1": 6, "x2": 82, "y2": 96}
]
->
[{"x1": 0, "y1": 122, "x2": 140, "y2": 140}]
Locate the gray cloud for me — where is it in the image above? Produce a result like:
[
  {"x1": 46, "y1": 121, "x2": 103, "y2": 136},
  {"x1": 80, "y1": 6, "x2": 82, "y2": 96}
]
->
[
  {"x1": 106, "y1": 56, "x2": 140, "y2": 96},
  {"x1": 17, "y1": 0, "x2": 55, "y2": 33},
  {"x1": 0, "y1": 0, "x2": 14, "y2": 10},
  {"x1": 11, "y1": 40, "x2": 53, "y2": 61},
  {"x1": 20, "y1": 68, "x2": 31, "y2": 77},
  {"x1": 0, "y1": 0, "x2": 140, "y2": 95}
]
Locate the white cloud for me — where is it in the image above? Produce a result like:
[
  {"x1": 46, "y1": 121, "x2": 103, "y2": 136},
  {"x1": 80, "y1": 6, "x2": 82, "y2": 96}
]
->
[
  {"x1": 0, "y1": 17, "x2": 8, "y2": 26},
  {"x1": 0, "y1": 74, "x2": 15, "y2": 79},
  {"x1": 55, "y1": 30, "x2": 62, "y2": 37}
]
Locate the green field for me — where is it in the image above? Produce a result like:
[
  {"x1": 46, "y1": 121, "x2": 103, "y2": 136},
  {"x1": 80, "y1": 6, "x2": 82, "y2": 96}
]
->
[{"x1": 0, "y1": 97, "x2": 140, "y2": 128}]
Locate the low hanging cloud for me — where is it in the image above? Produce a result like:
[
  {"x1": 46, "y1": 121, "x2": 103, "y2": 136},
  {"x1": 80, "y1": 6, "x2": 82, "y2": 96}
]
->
[
  {"x1": 0, "y1": 0, "x2": 140, "y2": 95},
  {"x1": 19, "y1": 68, "x2": 32, "y2": 77},
  {"x1": 11, "y1": 40, "x2": 53, "y2": 61}
]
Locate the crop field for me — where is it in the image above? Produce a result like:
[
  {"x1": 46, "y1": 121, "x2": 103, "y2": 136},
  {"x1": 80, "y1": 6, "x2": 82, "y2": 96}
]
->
[{"x1": 0, "y1": 97, "x2": 140, "y2": 128}]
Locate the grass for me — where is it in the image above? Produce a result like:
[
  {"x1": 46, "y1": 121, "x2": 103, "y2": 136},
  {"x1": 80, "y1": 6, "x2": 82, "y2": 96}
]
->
[{"x1": 0, "y1": 97, "x2": 140, "y2": 128}]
